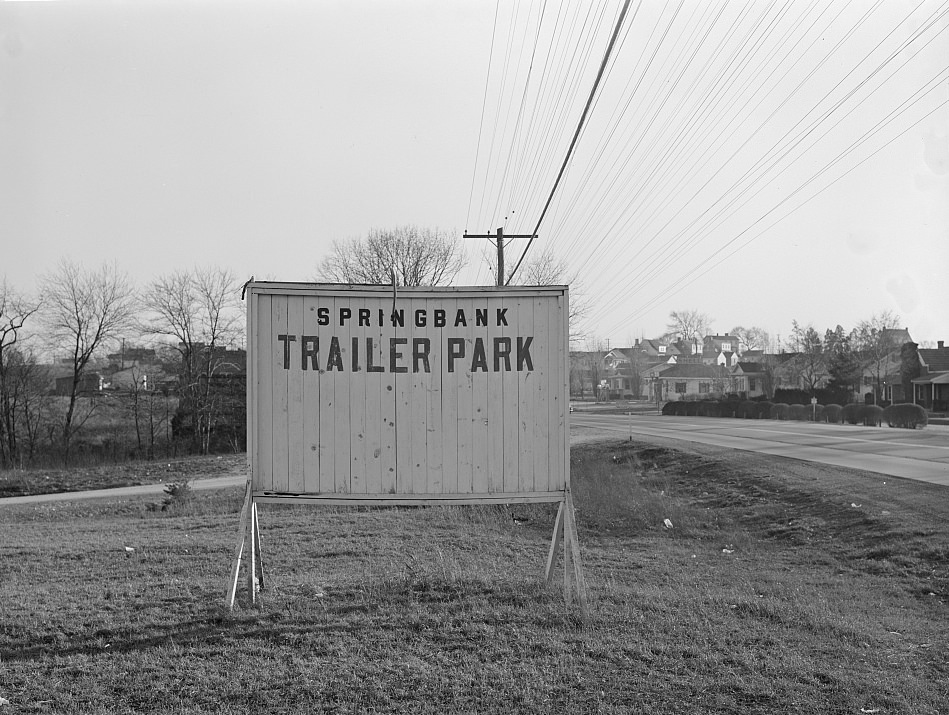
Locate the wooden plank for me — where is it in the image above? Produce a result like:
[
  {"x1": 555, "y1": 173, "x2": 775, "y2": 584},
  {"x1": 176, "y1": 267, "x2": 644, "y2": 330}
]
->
[
  {"x1": 563, "y1": 489, "x2": 573, "y2": 606},
  {"x1": 270, "y1": 295, "x2": 290, "y2": 493},
  {"x1": 514, "y1": 296, "x2": 533, "y2": 492},
  {"x1": 247, "y1": 496, "x2": 257, "y2": 606},
  {"x1": 256, "y1": 295, "x2": 274, "y2": 491},
  {"x1": 468, "y1": 297, "x2": 489, "y2": 494},
  {"x1": 550, "y1": 292, "x2": 567, "y2": 490},
  {"x1": 246, "y1": 289, "x2": 257, "y2": 494},
  {"x1": 485, "y1": 298, "x2": 503, "y2": 493},
  {"x1": 333, "y1": 297, "x2": 352, "y2": 494},
  {"x1": 533, "y1": 296, "x2": 551, "y2": 491},
  {"x1": 252, "y1": 491, "x2": 566, "y2": 506},
  {"x1": 544, "y1": 499, "x2": 565, "y2": 585},
  {"x1": 425, "y1": 302, "x2": 444, "y2": 493},
  {"x1": 301, "y1": 294, "x2": 321, "y2": 493},
  {"x1": 251, "y1": 283, "x2": 564, "y2": 300},
  {"x1": 287, "y1": 295, "x2": 305, "y2": 492},
  {"x1": 224, "y1": 481, "x2": 253, "y2": 609},
  {"x1": 364, "y1": 300, "x2": 385, "y2": 495},
  {"x1": 502, "y1": 295, "x2": 520, "y2": 492},
  {"x1": 251, "y1": 501, "x2": 263, "y2": 589},
  {"x1": 409, "y1": 298, "x2": 429, "y2": 495},
  {"x1": 318, "y1": 296, "x2": 337, "y2": 493},
  {"x1": 349, "y1": 299, "x2": 368, "y2": 494},
  {"x1": 379, "y1": 305, "x2": 398, "y2": 494},
  {"x1": 440, "y1": 297, "x2": 459, "y2": 495},
  {"x1": 565, "y1": 492, "x2": 588, "y2": 614},
  {"x1": 394, "y1": 297, "x2": 415, "y2": 492},
  {"x1": 561, "y1": 291, "x2": 569, "y2": 491}
]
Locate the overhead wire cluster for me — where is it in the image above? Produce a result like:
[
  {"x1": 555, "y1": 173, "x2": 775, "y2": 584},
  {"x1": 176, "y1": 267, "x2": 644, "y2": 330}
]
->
[{"x1": 463, "y1": 0, "x2": 949, "y2": 339}]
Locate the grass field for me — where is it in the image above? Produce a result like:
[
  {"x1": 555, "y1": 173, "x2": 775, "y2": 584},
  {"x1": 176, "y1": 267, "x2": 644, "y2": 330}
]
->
[{"x1": 1, "y1": 440, "x2": 946, "y2": 713}]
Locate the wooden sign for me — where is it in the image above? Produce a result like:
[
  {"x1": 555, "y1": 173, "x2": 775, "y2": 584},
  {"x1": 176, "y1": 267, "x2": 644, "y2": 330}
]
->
[{"x1": 227, "y1": 282, "x2": 584, "y2": 610}]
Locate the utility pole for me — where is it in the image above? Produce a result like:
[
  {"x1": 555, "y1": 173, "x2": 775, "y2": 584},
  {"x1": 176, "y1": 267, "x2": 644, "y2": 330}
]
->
[{"x1": 464, "y1": 228, "x2": 537, "y2": 286}]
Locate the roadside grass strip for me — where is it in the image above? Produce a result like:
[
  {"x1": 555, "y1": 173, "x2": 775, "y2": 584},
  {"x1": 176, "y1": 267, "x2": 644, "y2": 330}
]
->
[{"x1": 0, "y1": 442, "x2": 946, "y2": 713}]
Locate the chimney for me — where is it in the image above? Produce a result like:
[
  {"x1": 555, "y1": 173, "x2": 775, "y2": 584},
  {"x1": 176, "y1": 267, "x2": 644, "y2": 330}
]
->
[{"x1": 939, "y1": 340, "x2": 945, "y2": 349}]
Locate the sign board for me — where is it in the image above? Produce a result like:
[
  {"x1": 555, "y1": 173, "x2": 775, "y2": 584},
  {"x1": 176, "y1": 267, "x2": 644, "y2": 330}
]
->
[
  {"x1": 229, "y1": 282, "x2": 584, "y2": 610},
  {"x1": 245, "y1": 282, "x2": 569, "y2": 503}
]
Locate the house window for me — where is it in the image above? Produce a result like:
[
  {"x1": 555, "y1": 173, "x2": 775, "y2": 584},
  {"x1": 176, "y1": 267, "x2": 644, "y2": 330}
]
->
[
  {"x1": 863, "y1": 376, "x2": 873, "y2": 386},
  {"x1": 749, "y1": 377, "x2": 757, "y2": 391},
  {"x1": 659, "y1": 345, "x2": 666, "y2": 354},
  {"x1": 675, "y1": 382, "x2": 687, "y2": 394},
  {"x1": 721, "y1": 342, "x2": 731, "y2": 352},
  {"x1": 699, "y1": 383, "x2": 709, "y2": 393}
]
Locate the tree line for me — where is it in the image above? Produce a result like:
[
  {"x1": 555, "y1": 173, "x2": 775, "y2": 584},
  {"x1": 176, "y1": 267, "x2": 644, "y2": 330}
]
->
[
  {"x1": 2, "y1": 226, "x2": 586, "y2": 469},
  {"x1": 0, "y1": 263, "x2": 244, "y2": 468},
  {"x1": 571, "y1": 308, "x2": 917, "y2": 403}
]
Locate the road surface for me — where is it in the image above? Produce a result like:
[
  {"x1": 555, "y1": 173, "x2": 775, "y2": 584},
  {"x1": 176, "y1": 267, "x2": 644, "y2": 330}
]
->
[{"x1": 572, "y1": 412, "x2": 949, "y2": 487}]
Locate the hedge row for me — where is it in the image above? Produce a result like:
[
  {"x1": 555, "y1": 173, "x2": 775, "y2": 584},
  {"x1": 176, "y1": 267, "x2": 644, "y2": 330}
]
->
[{"x1": 661, "y1": 399, "x2": 927, "y2": 429}]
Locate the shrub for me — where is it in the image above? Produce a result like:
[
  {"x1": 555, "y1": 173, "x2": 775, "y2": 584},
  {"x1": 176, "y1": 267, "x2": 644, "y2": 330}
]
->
[
  {"x1": 696, "y1": 401, "x2": 718, "y2": 417},
  {"x1": 770, "y1": 403, "x2": 790, "y2": 420},
  {"x1": 160, "y1": 480, "x2": 194, "y2": 512},
  {"x1": 812, "y1": 404, "x2": 826, "y2": 422},
  {"x1": 773, "y1": 388, "x2": 810, "y2": 405},
  {"x1": 718, "y1": 401, "x2": 737, "y2": 418},
  {"x1": 738, "y1": 400, "x2": 757, "y2": 419},
  {"x1": 788, "y1": 404, "x2": 808, "y2": 421},
  {"x1": 862, "y1": 404, "x2": 884, "y2": 427},
  {"x1": 661, "y1": 401, "x2": 677, "y2": 416},
  {"x1": 684, "y1": 401, "x2": 699, "y2": 416},
  {"x1": 755, "y1": 401, "x2": 774, "y2": 419},
  {"x1": 841, "y1": 404, "x2": 862, "y2": 425},
  {"x1": 883, "y1": 403, "x2": 928, "y2": 429},
  {"x1": 824, "y1": 404, "x2": 842, "y2": 423}
]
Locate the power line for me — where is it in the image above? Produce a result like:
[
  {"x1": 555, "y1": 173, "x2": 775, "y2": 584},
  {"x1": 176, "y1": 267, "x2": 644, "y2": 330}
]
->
[{"x1": 506, "y1": 0, "x2": 634, "y2": 284}]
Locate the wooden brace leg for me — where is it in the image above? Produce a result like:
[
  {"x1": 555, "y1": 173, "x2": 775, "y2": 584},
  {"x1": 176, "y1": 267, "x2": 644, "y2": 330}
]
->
[
  {"x1": 545, "y1": 500, "x2": 566, "y2": 585},
  {"x1": 225, "y1": 481, "x2": 253, "y2": 610}
]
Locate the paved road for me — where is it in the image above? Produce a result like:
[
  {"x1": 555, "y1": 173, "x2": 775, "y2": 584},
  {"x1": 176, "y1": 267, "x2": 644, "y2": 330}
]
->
[
  {"x1": 0, "y1": 473, "x2": 248, "y2": 506},
  {"x1": 572, "y1": 412, "x2": 949, "y2": 487}
]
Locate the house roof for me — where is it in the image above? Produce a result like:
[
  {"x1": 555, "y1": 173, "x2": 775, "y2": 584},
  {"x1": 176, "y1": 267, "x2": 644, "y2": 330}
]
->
[
  {"x1": 882, "y1": 327, "x2": 913, "y2": 345},
  {"x1": 919, "y1": 347, "x2": 949, "y2": 372},
  {"x1": 733, "y1": 362, "x2": 763, "y2": 374},
  {"x1": 912, "y1": 371, "x2": 949, "y2": 385},
  {"x1": 656, "y1": 363, "x2": 724, "y2": 379}
]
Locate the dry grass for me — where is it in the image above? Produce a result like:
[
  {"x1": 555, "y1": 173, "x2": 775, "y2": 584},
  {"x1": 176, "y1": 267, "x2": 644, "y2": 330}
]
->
[{"x1": 0, "y1": 440, "x2": 946, "y2": 713}]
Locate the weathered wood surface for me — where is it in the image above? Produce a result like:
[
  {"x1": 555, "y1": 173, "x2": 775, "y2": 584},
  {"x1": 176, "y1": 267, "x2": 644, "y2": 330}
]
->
[{"x1": 247, "y1": 284, "x2": 568, "y2": 499}]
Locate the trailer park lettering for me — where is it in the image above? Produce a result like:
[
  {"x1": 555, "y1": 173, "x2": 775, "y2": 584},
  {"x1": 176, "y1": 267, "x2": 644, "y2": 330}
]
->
[{"x1": 275, "y1": 306, "x2": 535, "y2": 374}]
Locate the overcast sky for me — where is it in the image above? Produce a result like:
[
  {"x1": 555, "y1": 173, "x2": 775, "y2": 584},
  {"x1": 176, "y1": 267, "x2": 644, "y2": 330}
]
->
[{"x1": 2, "y1": 0, "x2": 947, "y2": 348}]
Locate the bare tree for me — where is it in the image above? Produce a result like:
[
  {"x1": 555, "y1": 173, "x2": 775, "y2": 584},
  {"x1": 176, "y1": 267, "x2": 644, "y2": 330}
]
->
[
  {"x1": 317, "y1": 226, "x2": 466, "y2": 286},
  {"x1": 787, "y1": 320, "x2": 826, "y2": 393},
  {"x1": 40, "y1": 261, "x2": 136, "y2": 463},
  {"x1": 141, "y1": 267, "x2": 243, "y2": 454},
  {"x1": 0, "y1": 280, "x2": 41, "y2": 467},
  {"x1": 515, "y1": 248, "x2": 589, "y2": 343},
  {"x1": 730, "y1": 325, "x2": 771, "y2": 354},
  {"x1": 667, "y1": 310, "x2": 712, "y2": 343},
  {"x1": 855, "y1": 310, "x2": 902, "y2": 404}
]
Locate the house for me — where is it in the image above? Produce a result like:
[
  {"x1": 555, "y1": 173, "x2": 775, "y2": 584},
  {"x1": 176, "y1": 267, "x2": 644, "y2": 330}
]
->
[
  {"x1": 912, "y1": 340, "x2": 949, "y2": 411},
  {"x1": 651, "y1": 363, "x2": 732, "y2": 401},
  {"x1": 601, "y1": 339, "x2": 679, "y2": 398},
  {"x1": 857, "y1": 327, "x2": 914, "y2": 403},
  {"x1": 731, "y1": 362, "x2": 768, "y2": 398},
  {"x1": 54, "y1": 373, "x2": 103, "y2": 397},
  {"x1": 602, "y1": 347, "x2": 636, "y2": 397}
]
